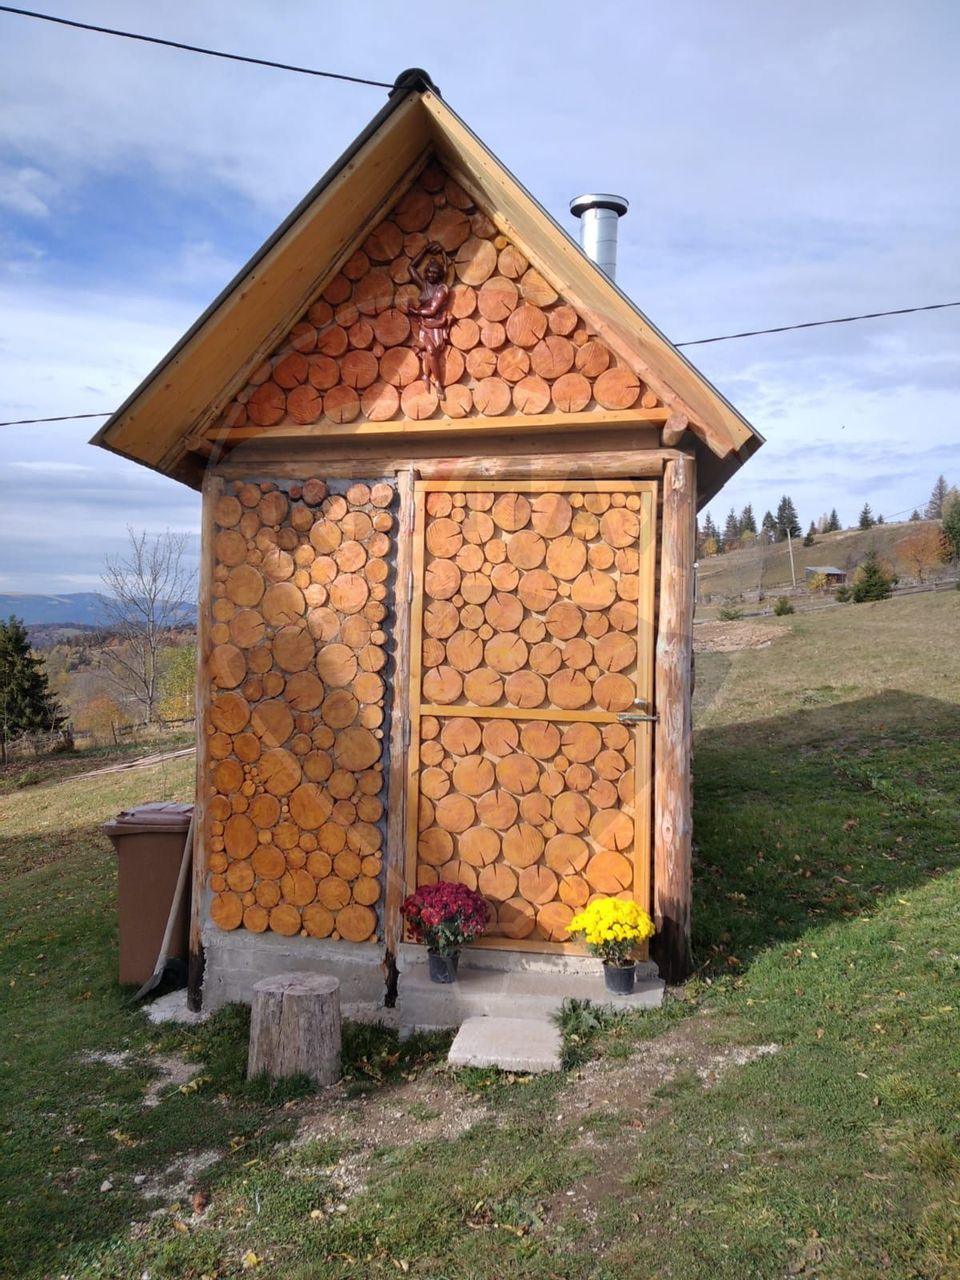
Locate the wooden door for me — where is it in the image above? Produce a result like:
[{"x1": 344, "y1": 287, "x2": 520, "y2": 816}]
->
[{"x1": 406, "y1": 479, "x2": 657, "y2": 951}]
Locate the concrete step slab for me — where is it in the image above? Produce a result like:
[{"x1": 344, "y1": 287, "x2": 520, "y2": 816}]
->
[
  {"x1": 398, "y1": 957, "x2": 664, "y2": 1036},
  {"x1": 448, "y1": 1015, "x2": 562, "y2": 1074}
]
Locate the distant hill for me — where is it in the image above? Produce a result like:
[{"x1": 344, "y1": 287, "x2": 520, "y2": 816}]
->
[
  {"x1": 0, "y1": 593, "x2": 197, "y2": 627},
  {"x1": 697, "y1": 520, "x2": 948, "y2": 600}
]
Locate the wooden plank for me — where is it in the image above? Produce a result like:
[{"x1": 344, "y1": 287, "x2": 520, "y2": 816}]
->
[
  {"x1": 402, "y1": 486, "x2": 427, "y2": 925},
  {"x1": 652, "y1": 455, "x2": 696, "y2": 982},
  {"x1": 211, "y1": 441, "x2": 674, "y2": 482},
  {"x1": 633, "y1": 485, "x2": 657, "y2": 921},
  {"x1": 383, "y1": 467, "x2": 415, "y2": 971},
  {"x1": 208, "y1": 409, "x2": 671, "y2": 447},
  {"x1": 188, "y1": 472, "x2": 220, "y2": 1010},
  {"x1": 420, "y1": 703, "x2": 620, "y2": 724},
  {"x1": 414, "y1": 451, "x2": 669, "y2": 480},
  {"x1": 418, "y1": 478, "x2": 658, "y2": 494}
]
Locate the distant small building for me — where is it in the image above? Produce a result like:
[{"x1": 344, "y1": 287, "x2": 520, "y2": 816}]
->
[{"x1": 805, "y1": 565, "x2": 847, "y2": 585}]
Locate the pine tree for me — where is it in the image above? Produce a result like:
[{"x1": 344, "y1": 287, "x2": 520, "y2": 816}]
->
[
  {"x1": 876, "y1": 513, "x2": 885, "y2": 524},
  {"x1": 775, "y1": 495, "x2": 801, "y2": 541},
  {"x1": 926, "y1": 475, "x2": 949, "y2": 520},
  {"x1": 723, "y1": 507, "x2": 740, "y2": 551},
  {"x1": 803, "y1": 521, "x2": 816, "y2": 547},
  {"x1": 851, "y1": 550, "x2": 896, "y2": 602},
  {"x1": 826, "y1": 509, "x2": 841, "y2": 532},
  {"x1": 909, "y1": 509, "x2": 922, "y2": 522},
  {"x1": 858, "y1": 502, "x2": 875, "y2": 530},
  {"x1": 942, "y1": 491, "x2": 960, "y2": 562},
  {"x1": 739, "y1": 503, "x2": 757, "y2": 535},
  {"x1": 761, "y1": 510, "x2": 777, "y2": 541},
  {"x1": 0, "y1": 616, "x2": 64, "y2": 745},
  {"x1": 699, "y1": 512, "x2": 721, "y2": 556}
]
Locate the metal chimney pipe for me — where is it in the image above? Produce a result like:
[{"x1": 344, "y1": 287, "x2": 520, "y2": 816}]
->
[{"x1": 569, "y1": 193, "x2": 629, "y2": 280}]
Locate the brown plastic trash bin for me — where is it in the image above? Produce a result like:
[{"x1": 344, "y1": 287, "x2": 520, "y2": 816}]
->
[{"x1": 103, "y1": 802, "x2": 193, "y2": 985}]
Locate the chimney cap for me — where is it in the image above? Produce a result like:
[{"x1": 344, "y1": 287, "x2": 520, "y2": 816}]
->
[{"x1": 570, "y1": 193, "x2": 629, "y2": 218}]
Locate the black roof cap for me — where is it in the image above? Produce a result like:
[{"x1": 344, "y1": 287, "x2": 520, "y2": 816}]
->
[{"x1": 390, "y1": 67, "x2": 440, "y2": 98}]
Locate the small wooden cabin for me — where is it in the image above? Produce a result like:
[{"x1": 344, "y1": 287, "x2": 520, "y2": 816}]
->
[{"x1": 93, "y1": 70, "x2": 762, "y2": 1007}]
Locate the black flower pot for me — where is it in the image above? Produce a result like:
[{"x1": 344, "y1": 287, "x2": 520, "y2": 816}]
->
[
  {"x1": 603, "y1": 962, "x2": 636, "y2": 995},
  {"x1": 428, "y1": 952, "x2": 460, "y2": 984}
]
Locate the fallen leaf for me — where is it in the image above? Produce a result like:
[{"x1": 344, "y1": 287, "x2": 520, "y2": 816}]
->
[{"x1": 241, "y1": 1250, "x2": 262, "y2": 1269}]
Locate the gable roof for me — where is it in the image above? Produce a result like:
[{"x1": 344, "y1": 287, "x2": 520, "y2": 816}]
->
[{"x1": 92, "y1": 69, "x2": 762, "y2": 502}]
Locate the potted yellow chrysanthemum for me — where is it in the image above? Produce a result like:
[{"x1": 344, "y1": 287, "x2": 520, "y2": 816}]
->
[{"x1": 566, "y1": 897, "x2": 655, "y2": 994}]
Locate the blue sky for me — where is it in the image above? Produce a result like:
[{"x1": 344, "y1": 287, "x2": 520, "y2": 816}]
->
[{"x1": 1, "y1": 0, "x2": 958, "y2": 592}]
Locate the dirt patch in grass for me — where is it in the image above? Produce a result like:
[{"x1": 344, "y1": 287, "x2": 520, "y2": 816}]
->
[
  {"x1": 694, "y1": 620, "x2": 784, "y2": 652},
  {"x1": 547, "y1": 1014, "x2": 779, "y2": 1229},
  {"x1": 297, "y1": 1067, "x2": 488, "y2": 1155},
  {"x1": 78, "y1": 1046, "x2": 202, "y2": 1109},
  {"x1": 138, "y1": 1149, "x2": 221, "y2": 1201}
]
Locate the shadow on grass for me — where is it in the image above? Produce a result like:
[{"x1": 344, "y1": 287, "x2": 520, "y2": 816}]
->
[{"x1": 692, "y1": 690, "x2": 960, "y2": 975}]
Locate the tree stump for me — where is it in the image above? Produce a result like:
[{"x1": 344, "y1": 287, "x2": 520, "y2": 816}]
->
[{"x1": 247, "y1": 972, "x2": 341, "y2": 1084}]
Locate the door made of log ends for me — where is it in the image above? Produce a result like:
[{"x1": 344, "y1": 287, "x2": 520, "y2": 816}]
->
[{"x1": 405, "y1": 479, "x2": 657, "y2": 952}]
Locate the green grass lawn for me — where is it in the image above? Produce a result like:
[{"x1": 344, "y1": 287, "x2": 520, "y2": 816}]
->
[{"x1": 1, "y1": 592, "x2": 958, "y2": 1278}]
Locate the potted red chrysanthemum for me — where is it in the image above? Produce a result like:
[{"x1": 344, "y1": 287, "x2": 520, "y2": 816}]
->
[{"x1": 400, "y1": 882, "x2": 490, "y2": 983}]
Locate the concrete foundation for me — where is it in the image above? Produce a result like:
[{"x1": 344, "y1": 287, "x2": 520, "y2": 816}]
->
[
  {"x1": 198, "y1": 925, "x2": 664, "y2": 1034},
  {"x1": 201, "y1": 925, "x2": 387, "y2": 1012}
]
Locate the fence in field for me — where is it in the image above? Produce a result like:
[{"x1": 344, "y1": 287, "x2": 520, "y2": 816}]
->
[
  {"x1": 695, "y1": 574, "x2": 958, "y2": 623},
  {"x1": 1, "y1": 718, "x2": 196, "y2": 763}
]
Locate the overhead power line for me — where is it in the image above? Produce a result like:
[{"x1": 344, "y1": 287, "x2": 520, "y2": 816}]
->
[
  {"x1": 0, "y1": 5, "x2": 393, "y2": 88},
  {"x1": 674, "y1": 299, "x2": 960, "y2": 347},
  {"x1": 3, "y1": 297, "x2": 959, "y2": 429},
  {"x1": 0, "y1": 412, "x2": 110, "y2": 426}
]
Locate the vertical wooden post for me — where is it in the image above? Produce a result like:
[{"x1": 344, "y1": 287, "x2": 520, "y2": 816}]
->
[
  {"x1": 382, "y1": 467, "x2": 416, "y2": 992},
  {"x1": 187, "y1": 473, "x2": 220, "y2": 1011},
  {"x1": 652, "y1": 455, "x2": 696, "y2": 983}
]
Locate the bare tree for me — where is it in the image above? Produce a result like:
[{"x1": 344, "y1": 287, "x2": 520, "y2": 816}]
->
[{"x1": 100, "y1": 529, "x2": 196, "y2": 723}]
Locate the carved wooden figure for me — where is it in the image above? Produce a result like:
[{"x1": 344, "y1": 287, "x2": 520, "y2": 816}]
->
[{"x1": 405, "y1": 241, "x2": 451, "y2": 396}]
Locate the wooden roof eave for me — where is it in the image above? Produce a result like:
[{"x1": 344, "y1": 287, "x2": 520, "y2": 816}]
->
[{"x1": 92, "y1": 88, "x2": 437, "y2": 484}]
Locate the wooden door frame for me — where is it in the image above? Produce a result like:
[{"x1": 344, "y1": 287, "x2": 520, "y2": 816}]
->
[{"x1": 403, "y1": 476, "x2": 658, "y2": 954}]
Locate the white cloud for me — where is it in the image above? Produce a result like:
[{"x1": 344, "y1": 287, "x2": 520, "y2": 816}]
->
[
  {"x1": 0, "y1": 280, "x2": 196, "y2": 419},
  {"x1": 0, "y1": 163, "x2": 58, "y2": 217},
  {"x1": 10, "y1": 460, "x2": 95, "y2": 474}
]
